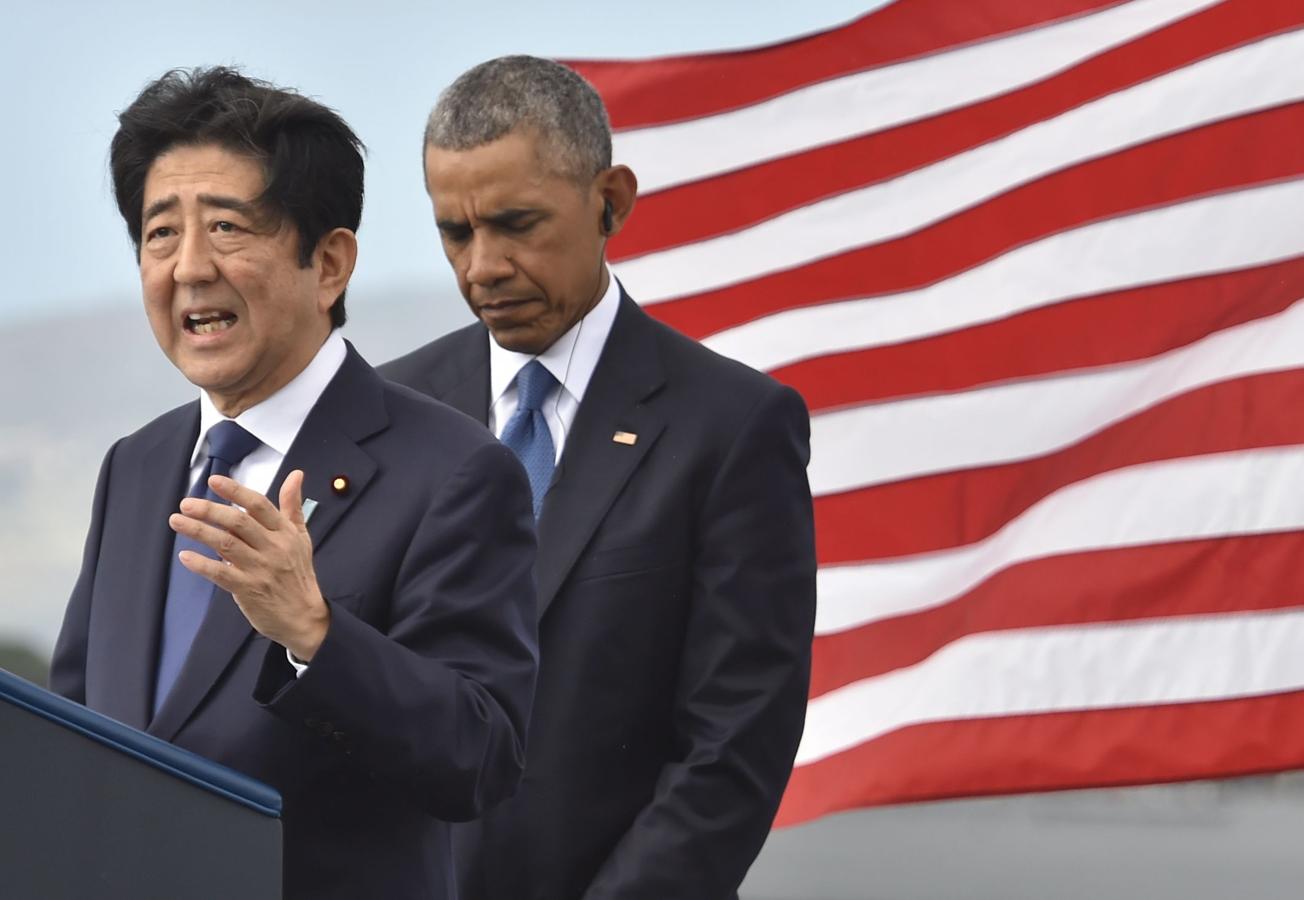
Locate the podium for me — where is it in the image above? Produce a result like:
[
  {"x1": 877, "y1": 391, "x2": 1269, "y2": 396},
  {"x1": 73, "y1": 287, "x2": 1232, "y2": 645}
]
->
[{"x1": 0, "y1": 667, "x2": 281, "y2": 900}]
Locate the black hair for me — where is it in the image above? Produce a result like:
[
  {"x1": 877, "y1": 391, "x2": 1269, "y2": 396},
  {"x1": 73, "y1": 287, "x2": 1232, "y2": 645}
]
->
[
  {"x1": 110, "y1": 66, "x2": 364, "y2": 327},
  {"x1": 426, "y1": 56, "x2": 611, "y2": 184}
]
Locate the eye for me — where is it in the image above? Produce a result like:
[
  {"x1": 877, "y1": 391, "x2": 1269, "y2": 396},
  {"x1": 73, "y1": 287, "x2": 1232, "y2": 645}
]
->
[
  {"x1": 497, "y1": 214, "x2": 540, "y2": 236},
  {"x1": 213, "y1": 220, "x2": 239, "y2": 233},
  {"x1": 145, "y1": 226, "x2": 175, "y2": 242},
  {"x1": 440, "y1": 224, "x2": 472, "y2": 245}
]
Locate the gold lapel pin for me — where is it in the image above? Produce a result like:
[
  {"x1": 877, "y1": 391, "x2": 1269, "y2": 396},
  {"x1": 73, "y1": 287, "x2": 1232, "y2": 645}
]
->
[
  {"x1": 331, "y1": 475, "x2": 350, "y2": 495},
  {"x1": 612, "y1": 431, "x2": 638, "y2": 446}
]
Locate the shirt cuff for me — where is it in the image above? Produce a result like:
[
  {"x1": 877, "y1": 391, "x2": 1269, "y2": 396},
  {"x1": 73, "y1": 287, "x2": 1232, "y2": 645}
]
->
[{"x1": 286, "y1": 647, "x2": 309, "y2": 677}]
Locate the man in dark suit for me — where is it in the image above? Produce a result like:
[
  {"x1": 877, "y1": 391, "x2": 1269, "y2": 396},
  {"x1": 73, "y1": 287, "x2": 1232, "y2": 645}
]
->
[
  {"x1": 49, "y1": 68, "x2": 538, "y2": 900},
  {"x1": 382, "y1": 56, "x2": 817, "y2": 900}
]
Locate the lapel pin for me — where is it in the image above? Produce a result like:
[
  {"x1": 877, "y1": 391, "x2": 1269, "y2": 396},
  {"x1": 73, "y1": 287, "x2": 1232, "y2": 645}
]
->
[
  {"x1": 612, "y1": 431, "x2": 638, "y2": 446},
  {"x1": 301, "y1": 497, "x2": 319, "y2": 523},
  {"x1": 331, "y1": 475, "x2": 350, "y2": 495}
]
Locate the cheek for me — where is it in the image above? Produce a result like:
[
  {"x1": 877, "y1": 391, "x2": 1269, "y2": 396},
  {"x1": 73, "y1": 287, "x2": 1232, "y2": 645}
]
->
[
  {"x1": 139, "y1": 257, "x2": 164, "y2": 289},
  {"x1": 447, "y1": 248, "x2": 474, "y2": 283},
  {"x1": 223, "y1": 262, "x2": 281, "y2": 314},
  {"x1": 535, "y1": 236, "x2": 589, "y2": 288},
  {"x1": 139, "y1": 266, "x2": 173, "y2": 316},
  {"x1": 448, "y1": 259, "x2": 476, "y2": 298}
]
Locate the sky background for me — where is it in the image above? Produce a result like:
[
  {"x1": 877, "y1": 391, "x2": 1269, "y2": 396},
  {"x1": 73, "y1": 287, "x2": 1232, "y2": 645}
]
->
[
  {"x1": 0, "y1": 0, "x2": 879, "y2": 656},
  {"x1": 2, "y1": 0, "x2": 881, "y2": 327}
]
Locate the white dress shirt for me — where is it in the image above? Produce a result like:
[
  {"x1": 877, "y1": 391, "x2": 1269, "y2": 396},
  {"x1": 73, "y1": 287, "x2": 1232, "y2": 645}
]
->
[
  {"x1": 189, "y1": 330, "x2": 347, "y2": 491},
  {"x1": 487, "y1": 272, "x2": 621, "y2": 455},
  {"x1": 187, "y1": 329, "x2": 347, "y2": 675}
]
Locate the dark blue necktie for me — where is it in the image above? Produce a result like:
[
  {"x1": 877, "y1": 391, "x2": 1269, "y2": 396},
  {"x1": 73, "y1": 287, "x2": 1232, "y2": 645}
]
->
[
  {"x1": 500, "y1": 360, "x2": 558, "y2": 518},
  {"x1": 154, "y1": 420, "x2": 261, "y2": 715}
]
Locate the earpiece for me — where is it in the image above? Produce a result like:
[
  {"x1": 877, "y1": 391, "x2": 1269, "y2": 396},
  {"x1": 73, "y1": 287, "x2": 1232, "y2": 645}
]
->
[{"x1": 601, "y1": 198, "x2": 614, "y2": 235}]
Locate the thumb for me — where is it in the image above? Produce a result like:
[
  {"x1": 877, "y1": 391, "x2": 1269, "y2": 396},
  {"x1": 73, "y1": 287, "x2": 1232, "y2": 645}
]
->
[{"x1": 280, "y1": 469, "x2": 307, "y2": 530}]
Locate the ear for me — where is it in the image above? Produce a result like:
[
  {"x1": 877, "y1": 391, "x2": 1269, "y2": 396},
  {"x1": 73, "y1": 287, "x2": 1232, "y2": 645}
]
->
[
  {"x1": 314, "y1": 227, "x2": 358, "y2": 313},
  {"x1": 595, "y1": 165, "x2": 638, "y2": 238}
]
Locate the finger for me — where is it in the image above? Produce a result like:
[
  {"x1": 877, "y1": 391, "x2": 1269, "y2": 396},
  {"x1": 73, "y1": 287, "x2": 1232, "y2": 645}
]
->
[
  {"x1": 208, "y1": 475, "x2": 283, "y2": 530},
  {"x1": 280, "y1": 470, "x2": 307, "y2": 531},
  {"x1": 170, "y1": 512, "x2": 255, "y2": 565},
  {"x1": 177, "y1": 497, "x2": 271, "y2": 551},
  {"x1": 177, "y1": 549, "x2": 242, "y2": 593}
]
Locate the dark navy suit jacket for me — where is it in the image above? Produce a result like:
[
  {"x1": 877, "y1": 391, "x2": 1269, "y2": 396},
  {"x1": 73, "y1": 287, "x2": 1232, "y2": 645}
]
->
[
  {"x1": 51, "y1": 343, "x2": 539, "y2": 900},
  {"x1": 383, "y1": 295, "x2": 816, "y2": 900}
]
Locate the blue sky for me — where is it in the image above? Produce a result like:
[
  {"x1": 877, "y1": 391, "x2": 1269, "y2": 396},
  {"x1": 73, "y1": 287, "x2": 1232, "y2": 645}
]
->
[{"x1": 2, "y1": 0, "x2": 882, "y2": 325}]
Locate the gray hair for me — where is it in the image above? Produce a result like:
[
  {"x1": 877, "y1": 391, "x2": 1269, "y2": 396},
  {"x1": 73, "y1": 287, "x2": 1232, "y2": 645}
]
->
[{"x1": 425, "y1": 55, "x2": 612, "y2": 181}]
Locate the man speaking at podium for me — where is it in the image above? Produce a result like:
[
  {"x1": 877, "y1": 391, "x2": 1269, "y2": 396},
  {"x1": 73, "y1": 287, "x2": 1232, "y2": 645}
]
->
[
  {"x1": 50, "y1": 67, "x2": 539, "y2": 900},
  {"x1": 383, "y1": 56, "x2": 818, "y2": 899}
]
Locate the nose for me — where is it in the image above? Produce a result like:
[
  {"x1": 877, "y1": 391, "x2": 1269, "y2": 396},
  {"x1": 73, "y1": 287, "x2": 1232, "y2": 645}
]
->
[
  {"x1": 464, "y1": 233, "x2": 514, "y2": 288},
  {"x1": 173, "y1": 227, "x2": 218, "y2": 285}
]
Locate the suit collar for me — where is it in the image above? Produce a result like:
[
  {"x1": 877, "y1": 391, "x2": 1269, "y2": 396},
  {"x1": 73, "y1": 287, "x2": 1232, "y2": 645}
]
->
[
  {"x1": 534, "y1": 292, "x2": 667, "y2": 617},
  {"x1": 148, "y1": 344, "x2": 387, "y2": 741},
  {"x1": 424, "y1": 324, "x2": 490, "y2": 427}
]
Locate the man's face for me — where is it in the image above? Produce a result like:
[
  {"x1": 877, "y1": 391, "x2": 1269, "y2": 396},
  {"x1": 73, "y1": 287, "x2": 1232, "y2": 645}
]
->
[
  {"x1": 140, "y1": 143, "x2": 335, "y2": 416},
  {"x1": 424, "y1": 129, "x2": 608, "y2": 355}
]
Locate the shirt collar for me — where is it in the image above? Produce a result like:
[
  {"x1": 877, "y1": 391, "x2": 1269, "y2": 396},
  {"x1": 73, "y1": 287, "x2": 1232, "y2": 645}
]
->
[
  {"x1": 488, "y1": 271, "x2": 622, "y2": 405},
  {"x1": 192, "y1": 330, "x2": 348, "y2": 466}
]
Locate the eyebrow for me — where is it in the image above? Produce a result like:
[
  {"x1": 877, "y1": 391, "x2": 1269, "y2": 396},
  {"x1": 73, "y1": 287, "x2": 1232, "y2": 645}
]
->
[
  {"x1": 436, "y1": 208, "x2": 541, "y2": 232},
  {"x1": 142, "y1": 193, "x2": 261, "y2": 223},
  {"x1": 484, "y1": 208, "x2": 538, "y2": 227}
]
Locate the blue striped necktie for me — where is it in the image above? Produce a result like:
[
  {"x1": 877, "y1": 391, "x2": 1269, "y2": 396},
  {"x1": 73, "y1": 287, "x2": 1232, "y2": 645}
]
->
[
  {"x1": 154, "y1": 420, "x2": 261, "y2": 715},
  {"x1": 500, "y1": 360, "x2": 558, "y2": 518}
]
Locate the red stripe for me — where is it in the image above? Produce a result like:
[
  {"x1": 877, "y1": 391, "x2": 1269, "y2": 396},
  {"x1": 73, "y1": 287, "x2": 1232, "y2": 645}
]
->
[
  {"x1": 611, "y1": 0, "x2": 1304, "y2": 257},
  {"x1": 775, "y1": 686, "x2": 1304, "y2": 825},
  {"x1": 638, "y1": 102, "x2": 1304, "y2": 338},
  {"x1": 786, "y1": 257, "x2": 1304, "y2": 414},
  {"x1": 566, "y1": 0, "x2": 1124, "y2": 130},
  {"x1": 812, "y1": 532, "x2": 1304, "y2": 698},
  {"x1": 815, "y1": 369, "x2": 1304, "y2": 565}
]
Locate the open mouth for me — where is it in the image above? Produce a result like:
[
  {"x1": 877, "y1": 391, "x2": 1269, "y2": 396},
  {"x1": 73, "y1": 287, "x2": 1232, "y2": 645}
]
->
[{"x1": 184, "y1": 311, "x2": 238, "y2": 335}]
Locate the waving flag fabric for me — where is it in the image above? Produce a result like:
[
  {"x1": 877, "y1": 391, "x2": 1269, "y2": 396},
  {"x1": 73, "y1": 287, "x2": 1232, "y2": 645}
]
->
[{"x1": 566, "y1": 0, "x2": 1304, "y2": 827}]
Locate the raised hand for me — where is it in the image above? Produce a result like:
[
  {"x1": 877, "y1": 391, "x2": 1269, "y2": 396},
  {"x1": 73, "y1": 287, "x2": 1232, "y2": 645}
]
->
[{"x1": 169, "y1": 469, "x2": 330, "y2": 661}]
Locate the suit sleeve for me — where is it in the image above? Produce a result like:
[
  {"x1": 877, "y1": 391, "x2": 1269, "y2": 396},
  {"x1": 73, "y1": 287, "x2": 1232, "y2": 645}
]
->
[
  {"x1": 49, "y1": 442, "x2": 117, "y2": 702},
  {"x1": 584, "y1": 385, "x2": 817, "y2": 900},
  {"x1": 253, "y1": 439, "x2": 539, "y2": 822}
]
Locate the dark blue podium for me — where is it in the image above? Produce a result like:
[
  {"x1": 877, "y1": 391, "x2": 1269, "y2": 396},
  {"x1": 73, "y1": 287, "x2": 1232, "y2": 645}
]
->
[{"x1": 0, "y1": 667, "x2": 281, "y2": 899}]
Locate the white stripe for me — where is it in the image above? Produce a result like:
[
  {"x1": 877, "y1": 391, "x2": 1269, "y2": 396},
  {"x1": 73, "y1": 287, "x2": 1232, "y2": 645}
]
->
[
  {"x1": 615, "y1": 0, "x2": 1223, "y2": 194},
  {"x1": 616, "y1": 26, "x2": 1304, "y2": 304},
  {"x1": 705, "y1": 178, "x2": 1304, "y2": 375},
  {"x1": 808, "y1": 291, "x2": 1304, "y2": 496},
  {"x1": 815, "y1": 446, "x2": 1304, "y2": 636},
  {"x1": 797, "y1": 609, "x2": 1304, "y2": 766}
]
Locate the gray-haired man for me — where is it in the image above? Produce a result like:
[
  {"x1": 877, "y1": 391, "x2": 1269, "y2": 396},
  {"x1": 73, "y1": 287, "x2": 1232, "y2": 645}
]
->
[{"x1": 383, "y1": 55, "x2": 817, "y2": 900}]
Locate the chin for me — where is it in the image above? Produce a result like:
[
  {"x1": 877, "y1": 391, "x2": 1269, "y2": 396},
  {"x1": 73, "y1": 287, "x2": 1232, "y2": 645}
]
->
[{"x1": 488, "y1": 327, "x2": 548, "y2": 355}]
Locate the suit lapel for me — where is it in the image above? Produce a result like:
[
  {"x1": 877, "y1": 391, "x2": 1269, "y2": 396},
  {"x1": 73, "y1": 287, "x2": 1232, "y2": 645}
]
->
[
  {"x1": 95, "y1": 406, "x2": 196, "y2": 731},
  {"x1": 410, "y1": 302, "x2": 667, "y2": 618},
  {"x1": 534, "y1": 296, "x2": 666, "y2": 618},
  {"x1": 271, "y1": 347, "x2": 385, "y2": 555},
  {"x1": 148, "y1": 346, "x2": 387, "y2": 741}
]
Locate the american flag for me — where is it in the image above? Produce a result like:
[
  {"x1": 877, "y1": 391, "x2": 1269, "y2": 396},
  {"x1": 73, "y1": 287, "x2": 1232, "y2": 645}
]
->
[{"x1": 567, "y1": 0, "x2": 1304, "y2": 827}]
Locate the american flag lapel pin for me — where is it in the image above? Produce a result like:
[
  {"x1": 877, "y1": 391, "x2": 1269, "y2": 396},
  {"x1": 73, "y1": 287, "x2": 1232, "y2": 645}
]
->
[{"x1": 612, "y1": 431, "x2": 638, "y2": 446}]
